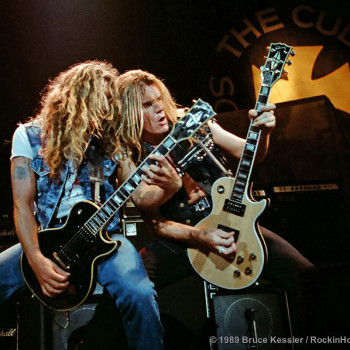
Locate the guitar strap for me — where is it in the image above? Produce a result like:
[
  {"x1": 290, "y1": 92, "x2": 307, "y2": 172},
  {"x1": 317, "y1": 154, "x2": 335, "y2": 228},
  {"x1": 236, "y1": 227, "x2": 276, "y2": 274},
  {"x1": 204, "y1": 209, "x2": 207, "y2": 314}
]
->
[
  {"x1": 89, "y1": 161, "x2": 103, "y2": 204},
  {"x1": 86, "y1": 139, "x2": 105, "y2": 204}
]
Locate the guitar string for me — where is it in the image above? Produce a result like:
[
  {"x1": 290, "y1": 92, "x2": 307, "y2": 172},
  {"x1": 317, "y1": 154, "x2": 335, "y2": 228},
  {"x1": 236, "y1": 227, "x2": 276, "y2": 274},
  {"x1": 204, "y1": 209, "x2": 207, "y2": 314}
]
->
[
  {"x1": 56, "y1": 104, "x2": 214, "y2": 264},
  {"x1": 57, "y1": 141, "x2": 169, "y2": 260},
  {"x1": 56, "y1": 138, "x2": 169, "y2": 260}
]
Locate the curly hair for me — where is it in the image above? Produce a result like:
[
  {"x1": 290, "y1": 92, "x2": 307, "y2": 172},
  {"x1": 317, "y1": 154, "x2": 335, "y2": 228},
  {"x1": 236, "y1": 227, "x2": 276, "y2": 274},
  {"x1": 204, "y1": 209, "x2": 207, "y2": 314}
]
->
[
  {"x1": 33, "y1": 60, "x2": 123, "y2": 178},
  {"x1": 117, "y1": 69, "x2": 178, "y2": 161}
]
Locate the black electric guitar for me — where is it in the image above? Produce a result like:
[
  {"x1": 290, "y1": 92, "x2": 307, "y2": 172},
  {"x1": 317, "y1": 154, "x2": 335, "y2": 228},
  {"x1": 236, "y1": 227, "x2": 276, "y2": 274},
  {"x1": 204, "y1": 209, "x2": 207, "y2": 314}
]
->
[
  {"x1": 21, "y1": 99, "x2": 216, "y2": 311},
  {"x1": 188, "y1": 43, "x2": 294, "y2": 290}
]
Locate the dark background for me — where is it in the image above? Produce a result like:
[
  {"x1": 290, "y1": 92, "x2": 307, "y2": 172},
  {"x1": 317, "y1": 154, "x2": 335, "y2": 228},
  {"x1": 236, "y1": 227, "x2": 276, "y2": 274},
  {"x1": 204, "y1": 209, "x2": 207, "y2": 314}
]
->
[
  {"x1": 1, "y1": 0, "x2": 350, "y2": 259},
  {"x1": 1, "y1": 1, "x2": 350, "y2": 348}
]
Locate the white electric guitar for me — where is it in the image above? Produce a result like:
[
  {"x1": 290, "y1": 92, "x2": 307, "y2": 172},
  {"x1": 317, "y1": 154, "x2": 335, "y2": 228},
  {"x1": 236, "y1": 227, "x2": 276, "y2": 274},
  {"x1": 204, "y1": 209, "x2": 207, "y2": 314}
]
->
[{"x1": 187, "y1": 43, "x2": 295, "y2": 289}]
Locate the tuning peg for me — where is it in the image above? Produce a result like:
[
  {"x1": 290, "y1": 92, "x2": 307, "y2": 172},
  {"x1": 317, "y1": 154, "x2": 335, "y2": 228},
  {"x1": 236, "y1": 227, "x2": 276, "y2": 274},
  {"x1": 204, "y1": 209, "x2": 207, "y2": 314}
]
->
[
  {"x1": 287, "y1": 60, "x2": 292, "y2": 65},
  {"x1": 283, "y1": 70, "x2": 289, "y2": 75},
  {"x1": 291, "y1": 51, "x2": 296, "y2": 56}
]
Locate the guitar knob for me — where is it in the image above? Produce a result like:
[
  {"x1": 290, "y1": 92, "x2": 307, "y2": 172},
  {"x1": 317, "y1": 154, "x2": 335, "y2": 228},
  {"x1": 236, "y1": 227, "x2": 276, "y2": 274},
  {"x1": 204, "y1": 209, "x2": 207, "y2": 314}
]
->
[
  {"x1": 236, "y1": 255, "x2": 244, "y2": 264},
  {"x1": 217, "y1": 186, "x2": 225, "y2": 194},
  {"x1": 249, "y1": 253, "x2": 256, "y2": 261},
  {"x1": 245, "y1": 267, "x2": 252, "y2": 275},
  {"x1": 233, "y1": 270, "x2": 241, "y2": 278}
]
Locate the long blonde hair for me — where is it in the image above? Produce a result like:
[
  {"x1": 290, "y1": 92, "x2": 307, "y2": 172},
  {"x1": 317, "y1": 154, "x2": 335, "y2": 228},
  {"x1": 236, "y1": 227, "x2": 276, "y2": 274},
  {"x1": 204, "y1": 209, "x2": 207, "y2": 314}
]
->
[
  {"x1": 117, "y1": 69, "x2": 178, "y2": 161},
  {"x1": 33, "y1": 60, "x2": 122, "y2": 178}
]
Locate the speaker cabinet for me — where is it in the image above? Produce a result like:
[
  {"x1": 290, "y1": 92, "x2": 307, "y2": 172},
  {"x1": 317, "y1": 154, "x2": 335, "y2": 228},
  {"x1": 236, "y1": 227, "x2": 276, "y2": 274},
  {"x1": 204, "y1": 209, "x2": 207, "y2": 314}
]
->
[
  {"x1": 157, "y1": 274, "x2": 210, "y2": 350},
  {"x1": 211, "y1": 287, "x2": 293, "y2": 350},
  {"x1": 16, "y1": 285, "x2": 105, "y2": 350},
  {"x1": 0, "y1": 228, "x2": 17, "y2": 253},
  {"x1": 16, "y1": 295, "x2": 47, "y2": 350},
  {"x1": 0, "y1": 299, "x2": 17, "y2": 350},
  {"x1": 259, "y1": 185, "x2": 347, "y2": 265}
]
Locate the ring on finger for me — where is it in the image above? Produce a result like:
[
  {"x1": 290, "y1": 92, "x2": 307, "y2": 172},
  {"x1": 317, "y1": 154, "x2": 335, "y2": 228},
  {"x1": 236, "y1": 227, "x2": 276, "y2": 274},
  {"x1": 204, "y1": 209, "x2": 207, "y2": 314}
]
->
[{"x1": 218, "y1": 246, "x2": 225, "y2": 254}]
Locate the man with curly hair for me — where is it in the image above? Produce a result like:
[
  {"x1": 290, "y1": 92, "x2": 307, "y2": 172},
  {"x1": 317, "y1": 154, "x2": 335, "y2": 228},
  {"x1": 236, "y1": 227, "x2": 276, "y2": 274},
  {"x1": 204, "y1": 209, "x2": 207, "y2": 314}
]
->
[{"x1": 0, "y1": 61, "x2": 180, "y2": 350}]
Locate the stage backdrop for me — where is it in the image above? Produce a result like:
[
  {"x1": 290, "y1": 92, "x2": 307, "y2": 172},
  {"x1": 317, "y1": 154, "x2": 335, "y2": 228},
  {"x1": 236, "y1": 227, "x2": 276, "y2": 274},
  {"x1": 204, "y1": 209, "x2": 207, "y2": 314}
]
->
[{"x1": 1, "y1": 0, "x2": 349, "y2": 226}]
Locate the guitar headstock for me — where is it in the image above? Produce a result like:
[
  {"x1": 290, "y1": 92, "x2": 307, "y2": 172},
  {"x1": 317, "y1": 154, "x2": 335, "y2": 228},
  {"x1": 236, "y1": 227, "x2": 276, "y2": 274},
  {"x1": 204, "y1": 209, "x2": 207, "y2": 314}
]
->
[
  {"x1": 261, "y1": 43, "x2": 295, "y2": 87},
  {"x1": 171, "y1": 99, "x2": 216, "y2": 142}
]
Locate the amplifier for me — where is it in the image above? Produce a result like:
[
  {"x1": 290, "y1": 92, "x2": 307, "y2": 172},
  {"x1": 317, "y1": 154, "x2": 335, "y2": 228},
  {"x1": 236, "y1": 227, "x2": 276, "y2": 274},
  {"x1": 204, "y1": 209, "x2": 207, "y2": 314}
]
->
[
  {"x1": 207, "y1": 282, "x2": 293, "y2": 350},
  {"x1": 0, "y1": 299, "x2": 17, "y2": 350},
  {"x1": 121, "y1": 200, "x2": 141, "y2": 219},
  {"x1": 121, "y1": 200, "x2": 156, "y2": 251},
  {"x1": 0, "y1": 228, "x2": 17, "y2": 253},
  {"x1": 272, "y1": 183, "x2": 338, "y2": 194},
  {"x1": 259, "y1": 182, "x2": 347, "y2": 265},
  {"x1": 121, "y1": 219, "x2": 155, "y2": 252}
]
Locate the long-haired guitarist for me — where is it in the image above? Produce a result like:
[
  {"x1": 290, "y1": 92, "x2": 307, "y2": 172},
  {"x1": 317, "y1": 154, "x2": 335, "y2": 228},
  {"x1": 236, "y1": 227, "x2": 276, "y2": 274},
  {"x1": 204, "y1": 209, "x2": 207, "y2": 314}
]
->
[
  {"x1": 118, "y1": 69, "x2": 314, "y2": 322},
  {"x1": 0, "y1": 61, "x2": 181, "y2": 350}
]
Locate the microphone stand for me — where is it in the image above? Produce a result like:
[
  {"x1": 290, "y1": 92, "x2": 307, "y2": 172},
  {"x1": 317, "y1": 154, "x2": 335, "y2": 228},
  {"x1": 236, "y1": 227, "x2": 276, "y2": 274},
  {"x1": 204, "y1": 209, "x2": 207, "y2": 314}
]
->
[{"x1": 245, "y1": 308, "x2": 259, "y2": 350}]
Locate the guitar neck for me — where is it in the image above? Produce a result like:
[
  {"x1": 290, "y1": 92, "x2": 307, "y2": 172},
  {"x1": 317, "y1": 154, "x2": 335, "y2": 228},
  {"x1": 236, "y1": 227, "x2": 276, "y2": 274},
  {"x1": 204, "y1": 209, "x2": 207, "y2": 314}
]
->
[
  {"x1": 82, "y1": 98, "x2": 216, "y2": 235},
  {"x1": 85, "y1": 134, "x2": 178, "y2": 235},
  {"x1": 230, "y1": 85, "x2": 272, "y2": 203}
]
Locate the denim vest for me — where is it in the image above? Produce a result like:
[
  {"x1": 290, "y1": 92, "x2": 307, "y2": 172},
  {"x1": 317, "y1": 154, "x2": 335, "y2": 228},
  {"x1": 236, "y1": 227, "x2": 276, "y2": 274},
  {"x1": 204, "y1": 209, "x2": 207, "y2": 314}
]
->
[
  {"x1": 24, "y1": 123, "x2": 120, "y2": 231},
  {"x1": 142, "y1": 127, "x2": 228, "y2": 226}
]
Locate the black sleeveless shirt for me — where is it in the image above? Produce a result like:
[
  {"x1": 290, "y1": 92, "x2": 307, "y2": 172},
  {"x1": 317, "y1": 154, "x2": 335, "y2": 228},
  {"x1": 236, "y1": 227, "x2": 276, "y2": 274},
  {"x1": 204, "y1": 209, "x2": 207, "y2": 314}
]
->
[{"x1": 142, "y1": 126, "x2": 229, "y2": 226}]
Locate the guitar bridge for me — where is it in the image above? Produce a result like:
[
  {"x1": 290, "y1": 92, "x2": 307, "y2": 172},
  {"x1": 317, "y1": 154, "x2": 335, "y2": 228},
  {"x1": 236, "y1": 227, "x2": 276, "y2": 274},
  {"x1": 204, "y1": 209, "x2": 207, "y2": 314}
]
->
[{"x1": 223, "y1": 199, "x2": 246, "y2": 217}]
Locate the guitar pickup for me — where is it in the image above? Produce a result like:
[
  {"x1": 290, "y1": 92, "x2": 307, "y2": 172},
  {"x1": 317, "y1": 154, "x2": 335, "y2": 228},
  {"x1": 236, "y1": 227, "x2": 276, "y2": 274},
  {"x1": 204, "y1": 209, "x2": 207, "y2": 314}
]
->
[
  {"x1": 53, "y1": 252, "x2": 70, "y2": 271},
  {"x1": 217, "y1": 224, "x2": 239, "y2": 242},
  {"x1": 223, "y1": 199, "x2": 246, "y2": 217}
]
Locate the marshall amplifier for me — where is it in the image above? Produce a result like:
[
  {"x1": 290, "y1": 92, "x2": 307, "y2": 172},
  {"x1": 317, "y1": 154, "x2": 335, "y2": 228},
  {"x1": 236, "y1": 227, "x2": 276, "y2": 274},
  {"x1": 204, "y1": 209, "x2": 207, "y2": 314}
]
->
[
  {"x1": 259, "y1": 182, "x2": 347, "y2": 265},
  {"x1": 0, "y1": 299, "x2": 18, "y2": 350},
  {"x1": 0, "y1": 213, "x2": 17, "y2": 253},
  {"x1": 0, "y1": 230, "x2": 18, "y2": 253}
]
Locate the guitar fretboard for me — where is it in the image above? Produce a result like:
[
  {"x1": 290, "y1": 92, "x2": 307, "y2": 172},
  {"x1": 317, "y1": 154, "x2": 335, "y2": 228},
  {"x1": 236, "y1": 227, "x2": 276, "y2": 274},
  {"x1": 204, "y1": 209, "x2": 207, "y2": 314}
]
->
[
  {"x1": 85, "y1": 134, "x2": 177, "y2": 236},
  {"x1": 230, "y1": 84, "x2": 272, "y2": 204},
  {"x1": 78, "y1": 98, "x2": 215, "y2": 237}
]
